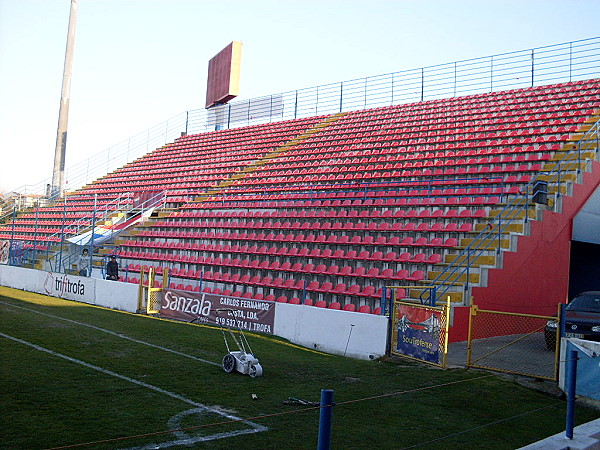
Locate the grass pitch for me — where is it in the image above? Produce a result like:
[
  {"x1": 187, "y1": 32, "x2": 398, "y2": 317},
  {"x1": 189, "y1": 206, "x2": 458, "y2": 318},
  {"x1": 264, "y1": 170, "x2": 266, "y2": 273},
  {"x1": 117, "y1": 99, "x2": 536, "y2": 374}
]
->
[{"x1": 0, "y1": 286, "x2": 598, "y2": 449}]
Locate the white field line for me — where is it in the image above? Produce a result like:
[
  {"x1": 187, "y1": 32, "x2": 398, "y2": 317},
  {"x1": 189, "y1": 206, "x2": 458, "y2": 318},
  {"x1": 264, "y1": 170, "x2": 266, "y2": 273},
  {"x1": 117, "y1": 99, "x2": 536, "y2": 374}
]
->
[
  {"x1": 0, "y1": 331, "x2": 267, "y2": 447},
  {"x1": 125, "y1": 407, "x2": 261, "y2": 450},
  {"x1": 0, "y1": 300, "x2": 220, "y2": 367}
]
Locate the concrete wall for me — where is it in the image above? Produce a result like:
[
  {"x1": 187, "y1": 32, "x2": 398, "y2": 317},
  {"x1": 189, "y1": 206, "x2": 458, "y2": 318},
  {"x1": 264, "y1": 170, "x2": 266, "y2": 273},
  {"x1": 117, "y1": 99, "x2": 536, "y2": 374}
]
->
[
  {"x1": 0, "y1": 265, "x2": 389, "y2": 359},
  {"x1": 274, "y1": 302, "x2": 388, "y2": 359},
  {"x1": 559, "y1": 338, "x2": 600, "y2": 403},
  {"x1": 95, "y1": 278, "x2": 139, "y2": 311},
  {"x1": 0, "y1": 265, "x2": 139, "y2": 312}
]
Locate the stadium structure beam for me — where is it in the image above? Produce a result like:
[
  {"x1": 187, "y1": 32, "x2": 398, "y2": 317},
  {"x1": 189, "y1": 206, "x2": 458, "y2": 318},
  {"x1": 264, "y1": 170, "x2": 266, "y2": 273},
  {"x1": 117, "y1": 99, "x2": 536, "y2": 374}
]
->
[{"x1": 51, "y1": 0, "x2": 78, "y2": 199}]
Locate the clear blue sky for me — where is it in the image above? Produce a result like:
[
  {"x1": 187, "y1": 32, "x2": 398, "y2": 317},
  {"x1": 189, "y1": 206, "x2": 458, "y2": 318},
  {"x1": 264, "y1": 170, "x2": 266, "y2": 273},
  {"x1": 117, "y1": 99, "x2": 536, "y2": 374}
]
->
[{"x1": 1, "y1": 0, "x2": 599, "y2": 192}]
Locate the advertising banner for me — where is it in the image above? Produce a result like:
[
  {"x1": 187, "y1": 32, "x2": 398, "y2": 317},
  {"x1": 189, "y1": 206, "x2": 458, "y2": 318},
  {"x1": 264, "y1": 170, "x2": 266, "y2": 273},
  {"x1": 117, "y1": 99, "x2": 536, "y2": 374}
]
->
[
  {"x1": 41, "y1": 271, "x2": 96, "y2": 304},
  {"x1": 9, "y1": 240, "x2": 24, "y2": 266},
  {"x1": 161, "y1": 289, "x2": 275, "y2": 334},
  {"x1": 394, "y1": 303, "x2": 444, "y2": 365},
  {"x1": 0, "y1": 240, "x2": 9, "y2": 264}
]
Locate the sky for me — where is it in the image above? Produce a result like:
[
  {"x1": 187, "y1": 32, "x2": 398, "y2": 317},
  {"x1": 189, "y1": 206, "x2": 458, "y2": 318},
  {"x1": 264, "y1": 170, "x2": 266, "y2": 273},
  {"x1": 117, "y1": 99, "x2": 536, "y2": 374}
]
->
[{"x1": 0, "y1": 0, "x2": 599, "y2": 193}]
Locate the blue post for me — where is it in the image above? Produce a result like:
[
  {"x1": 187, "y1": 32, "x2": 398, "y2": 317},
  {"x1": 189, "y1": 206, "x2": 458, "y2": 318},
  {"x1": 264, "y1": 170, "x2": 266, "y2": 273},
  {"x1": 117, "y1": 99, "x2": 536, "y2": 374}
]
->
[
  {"x1": 559, "y1": 303, "x2": 567, "y2": 341},
  {"x1": 89, "y1": 194, "x2": 97, "y2": 277},
  {"x1": 9, "y1": 202, "x2": 16, "y2": 265},
  {"x1": 301, "y1": 279, "x2": 307, "y2": 304},
  {"x1": 32, "y1": 206, "x2": 39, "y2": 269},
  {"x1": 565, "y1": 349, "x2": 578, "y2": 439},
  {"x1": 58, "y1": 198, "x2": 67, "y2": 273},
  {"x1": 317, "y1": 389, "x2": 334, "y2": 450},
  {"x1": 381, "y1": 286, "x2": 387, "y2": 314}
]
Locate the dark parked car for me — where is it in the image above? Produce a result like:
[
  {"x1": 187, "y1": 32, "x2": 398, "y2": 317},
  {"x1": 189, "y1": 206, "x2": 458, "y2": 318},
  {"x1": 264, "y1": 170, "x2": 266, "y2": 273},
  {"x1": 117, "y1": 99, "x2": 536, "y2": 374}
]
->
[{"x1": 544, "y1": 291, "x2": 600, "y2": 350}]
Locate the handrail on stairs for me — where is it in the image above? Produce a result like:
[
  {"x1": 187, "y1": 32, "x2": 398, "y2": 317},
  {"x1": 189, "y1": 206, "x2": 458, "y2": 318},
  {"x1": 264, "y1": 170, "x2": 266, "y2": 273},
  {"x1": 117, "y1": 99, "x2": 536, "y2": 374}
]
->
[
  {"x1": 45, "y1": 190, "x2": 165, "y2": 274},
  {"x1": 421, "y1": 119, "x2": 600, "y2": 306}
]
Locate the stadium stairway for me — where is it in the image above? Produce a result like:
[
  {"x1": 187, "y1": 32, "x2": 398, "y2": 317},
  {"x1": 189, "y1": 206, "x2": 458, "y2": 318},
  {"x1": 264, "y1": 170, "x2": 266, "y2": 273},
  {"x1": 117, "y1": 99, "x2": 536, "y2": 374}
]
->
[
  {"x1": 424, "y1": 119, "x2": 600, "y2": 339},
  {"x1": 188, "y1": 112, "x2": 347, "y2": 203}
]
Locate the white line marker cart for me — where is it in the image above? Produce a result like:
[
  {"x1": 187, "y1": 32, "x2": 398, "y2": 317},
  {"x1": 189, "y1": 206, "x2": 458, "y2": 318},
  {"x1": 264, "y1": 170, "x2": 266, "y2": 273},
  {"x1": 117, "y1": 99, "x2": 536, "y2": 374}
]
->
[{"x1": 217, "y1": 308, "x2": 263, "y2": 378}]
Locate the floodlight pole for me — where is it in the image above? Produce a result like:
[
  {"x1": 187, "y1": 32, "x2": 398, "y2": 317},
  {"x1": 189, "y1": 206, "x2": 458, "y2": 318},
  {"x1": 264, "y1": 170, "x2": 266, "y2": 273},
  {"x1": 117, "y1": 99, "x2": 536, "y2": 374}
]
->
[{"x1": 51, "y1": 0, "x2": 78, "y2": 199}]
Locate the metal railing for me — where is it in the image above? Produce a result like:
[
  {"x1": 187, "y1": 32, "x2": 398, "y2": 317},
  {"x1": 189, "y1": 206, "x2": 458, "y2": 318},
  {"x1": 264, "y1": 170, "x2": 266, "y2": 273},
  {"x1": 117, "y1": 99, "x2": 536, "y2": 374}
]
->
[
  {"x1": 7, "y1": 37, "x2": 600, "y2": 202},
  {"x1": 44, "y1": 190, "x2": 166, "y2": 275},
  {"x1": 169, "y1": 176, "x2": 507, "y2": 205},
  {"x1": 422, "y1": 119, "x2": 600, "y2": 305}
]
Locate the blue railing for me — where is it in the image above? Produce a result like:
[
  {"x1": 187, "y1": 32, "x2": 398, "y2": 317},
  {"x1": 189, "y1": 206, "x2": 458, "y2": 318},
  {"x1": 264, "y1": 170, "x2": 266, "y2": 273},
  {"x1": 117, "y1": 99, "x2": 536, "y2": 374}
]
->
[
  {"x1": 423, "y1": 119, "x2": 600, "y2": 305},
  {"x1": 8, "y1": 37, "x2": 600, "y2": 201}
]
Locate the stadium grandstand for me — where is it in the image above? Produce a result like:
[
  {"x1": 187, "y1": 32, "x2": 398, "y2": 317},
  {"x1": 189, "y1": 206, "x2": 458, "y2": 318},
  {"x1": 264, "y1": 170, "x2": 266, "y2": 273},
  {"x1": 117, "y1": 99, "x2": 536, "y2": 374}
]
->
[{"x1": 1, "y1": 37, "x2": 599, "y2": 343}]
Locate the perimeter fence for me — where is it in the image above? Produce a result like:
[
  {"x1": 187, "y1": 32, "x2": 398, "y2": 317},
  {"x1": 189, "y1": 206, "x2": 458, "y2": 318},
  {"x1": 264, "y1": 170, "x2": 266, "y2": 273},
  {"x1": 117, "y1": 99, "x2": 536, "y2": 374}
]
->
[{"x1": 466, "y1": 305, "x2": 561, "y2": 380}]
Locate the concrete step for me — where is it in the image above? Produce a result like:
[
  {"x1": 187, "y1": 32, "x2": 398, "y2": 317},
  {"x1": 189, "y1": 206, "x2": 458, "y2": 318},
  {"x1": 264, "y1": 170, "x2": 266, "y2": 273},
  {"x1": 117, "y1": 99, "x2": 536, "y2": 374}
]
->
[
  {"x1": 460, "y1": 236, "x2": 510, "y2": 250},
  {"x1": 446, "y1": 253, "x2": 496, "y2": 266},
  {"x1": 489, "y1": 208, "x2": 536, "y2": 221},
  {"x1": 474, "y1": 222, "x2": 523, "y2": 233},
  {"x1": 404, "y1": 287, "x2": 464, "y2": 304},
  {"x1": 427, "y1": 270, "x2": 480, "y2": 284}
]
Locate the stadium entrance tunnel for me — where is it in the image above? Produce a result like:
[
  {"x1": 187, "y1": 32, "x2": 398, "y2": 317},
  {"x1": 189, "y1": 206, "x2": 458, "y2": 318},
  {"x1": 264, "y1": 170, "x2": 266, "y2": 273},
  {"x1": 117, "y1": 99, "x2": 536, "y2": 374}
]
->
[{"x1": 569, "y1": 240, "x2": 600, "y2": 298}]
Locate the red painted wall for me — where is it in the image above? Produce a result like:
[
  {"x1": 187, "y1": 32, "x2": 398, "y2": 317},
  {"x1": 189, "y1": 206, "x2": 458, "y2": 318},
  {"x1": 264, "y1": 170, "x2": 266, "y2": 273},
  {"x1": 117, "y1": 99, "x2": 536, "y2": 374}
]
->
[{"x1": 448, "y1": 161, "x2": 600, "y2": 342}]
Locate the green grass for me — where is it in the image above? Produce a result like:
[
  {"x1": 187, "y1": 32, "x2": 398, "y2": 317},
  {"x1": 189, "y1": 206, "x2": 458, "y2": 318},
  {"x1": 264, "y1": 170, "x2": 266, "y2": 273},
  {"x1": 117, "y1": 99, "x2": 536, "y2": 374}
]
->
[{"x1": 0, "y1": 286, "x2": 598, "y2": 449}]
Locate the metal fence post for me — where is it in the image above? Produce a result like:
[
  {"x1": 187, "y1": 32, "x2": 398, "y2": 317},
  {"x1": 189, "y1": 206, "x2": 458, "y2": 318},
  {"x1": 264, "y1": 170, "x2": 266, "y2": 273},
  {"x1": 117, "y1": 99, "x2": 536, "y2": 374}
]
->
[
  {"x1": 490, "y1": 55, "x2": 494, "y2": 92},
  {"x1": 466, "y1": 247, "x2": 471, "y2": 291},
  {"x1": 316, "y1": 85, "x2": 319, "y2": 115},
  {"x1": 421, "y1": 67, "x2": 424, "y2": 101},
  {"x1": 569, "y1": 42, "x2": 573, "y2": 82},
  {"x1": 577, "y1": 142, "x2": 581, "y2": 178},
  {"x1": 58, "y1": 198, "x2": 67, "y2": 273},
  {"x1": 453, "y1": 61, "x2": 457, "y2": 97},
  {"x1": 317, "y1": 389, "x2": 334, "y2": 450},
  {"x1": 301, "y1": 279, "x2": 307, "y2": 304},
  {"x1": 531, "y1": 49, "x2": 535, "y2": 87},
  {"x1": 559, "y1": 303, "x2": 567, "y2": 341},
  {"x1": 497, "y1": 216, "x2": 502, "y2": 253},
  {"x1": 294, "y1": 90, "x2": 298, "y2": 119},
  {"x1": 565, "y1": 349, "x2": 578, "y2": 439},
  {"x1": 32, "y1": 206, "x2": 39, "y2": 268},
  {"x1": 9, "y1": 202, "x2": 16, "y2": 265},
  {"x1": 89, "y1": 194, "x2": 97, "y2": 277},
  {"x1": 525, "y1": 188, "x2": 530, "y2": 223}
]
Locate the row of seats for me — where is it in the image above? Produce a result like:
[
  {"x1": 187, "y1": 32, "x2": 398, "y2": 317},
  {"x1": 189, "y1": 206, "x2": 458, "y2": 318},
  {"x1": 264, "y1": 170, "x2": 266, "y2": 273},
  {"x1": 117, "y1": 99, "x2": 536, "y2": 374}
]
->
[
  {"x1": 126, "y1": 275, "x2": 385, "y2": 314},
  {"x1": 127, "y1": 254, "x2": 435, "y2": 277},
  {"x1": 121, "y1": 247, "x2": 446, "y2": 267}
]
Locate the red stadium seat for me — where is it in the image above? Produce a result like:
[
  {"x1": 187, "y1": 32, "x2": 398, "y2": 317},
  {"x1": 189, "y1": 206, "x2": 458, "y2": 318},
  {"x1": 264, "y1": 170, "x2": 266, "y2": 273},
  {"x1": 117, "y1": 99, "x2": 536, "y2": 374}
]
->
[{"x1": 358, "y1": 305, "x2": 371, "y2": 314}]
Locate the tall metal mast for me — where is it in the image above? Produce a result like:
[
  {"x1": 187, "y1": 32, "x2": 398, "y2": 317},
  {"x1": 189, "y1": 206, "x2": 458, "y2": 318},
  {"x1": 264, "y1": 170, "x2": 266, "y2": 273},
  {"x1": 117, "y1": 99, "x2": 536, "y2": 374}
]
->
[{"x1": 51, "y1": 0, "x2": 78, "y2": 198}]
